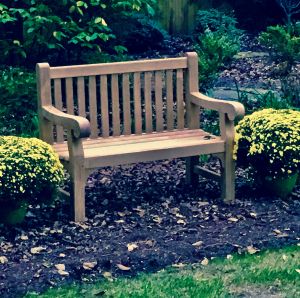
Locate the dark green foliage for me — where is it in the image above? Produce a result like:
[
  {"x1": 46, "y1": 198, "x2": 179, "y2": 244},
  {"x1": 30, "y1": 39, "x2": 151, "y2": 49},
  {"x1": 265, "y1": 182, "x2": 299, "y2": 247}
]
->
[
  {"x1": 0, "y1": 67, "x2": 38, "y2": 137},
  {"x1": 195, "y1": 29, "x2": 240, "y2": 91},
  {"x1": 0, "y1": 0, "x2": 159, "y2": 67},
  {"x1": 259, "y1": 24, "x2": 300, "y2": 105},
  {"x1": 193, "y1": 9, "x2": 241, "y2": 91},
  {"x1": 194, "y1": 8, "x2": 243, "y2": 39},
  {"x1": 109, "y1": 13, "x2": 167, "y2": 54},
  {"x1": 259, "y1": 24, "x2": 300, "y2": 71}
]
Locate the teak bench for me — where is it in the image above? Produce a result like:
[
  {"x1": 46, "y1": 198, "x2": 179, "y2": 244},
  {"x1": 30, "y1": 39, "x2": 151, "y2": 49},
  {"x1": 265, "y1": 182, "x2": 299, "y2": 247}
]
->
[{"x1": 36, "y1": 52, "x2": 245, "y2": 221}]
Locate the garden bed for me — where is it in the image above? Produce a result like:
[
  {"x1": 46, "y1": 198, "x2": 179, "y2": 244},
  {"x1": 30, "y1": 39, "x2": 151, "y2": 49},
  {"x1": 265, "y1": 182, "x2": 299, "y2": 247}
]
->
[{"x1": 0, "y1": 159, "x2": 299, "y2": 297}]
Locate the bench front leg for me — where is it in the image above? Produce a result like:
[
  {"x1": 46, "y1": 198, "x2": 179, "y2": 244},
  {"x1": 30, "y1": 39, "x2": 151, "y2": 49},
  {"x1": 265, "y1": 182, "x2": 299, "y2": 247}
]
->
[
  {"x1": 219, "y1": 113, "x2": 235, "y2": 202},
  {"x1": 67, "y1": 132, "x2": 87, "y2": 221}
]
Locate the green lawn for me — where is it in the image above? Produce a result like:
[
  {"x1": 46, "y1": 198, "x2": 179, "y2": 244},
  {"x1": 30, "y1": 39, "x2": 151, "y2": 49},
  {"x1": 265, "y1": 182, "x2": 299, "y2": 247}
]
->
[{"x1": 27, "y1": 245, "x2": 300, "y2": 298}]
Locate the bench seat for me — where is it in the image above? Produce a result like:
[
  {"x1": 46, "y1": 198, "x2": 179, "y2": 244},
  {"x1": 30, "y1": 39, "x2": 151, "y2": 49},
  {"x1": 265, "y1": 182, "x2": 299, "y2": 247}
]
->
[{"x1": 53, "y1": 129, "x2": 225, "y2": 168}]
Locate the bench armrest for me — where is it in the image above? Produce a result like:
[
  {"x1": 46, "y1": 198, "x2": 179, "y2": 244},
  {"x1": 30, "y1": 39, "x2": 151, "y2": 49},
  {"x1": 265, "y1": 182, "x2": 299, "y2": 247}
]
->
[
  {"x1": 42, "y1": 105, "x2": 91, "y2": 138},
  {"x1": 190, "y1": 92, "x2": 245, "y2": 121}
]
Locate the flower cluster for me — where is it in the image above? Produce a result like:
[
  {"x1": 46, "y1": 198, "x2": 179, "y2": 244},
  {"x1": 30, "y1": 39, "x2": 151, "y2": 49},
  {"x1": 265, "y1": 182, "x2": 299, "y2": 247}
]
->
[
  {"x1": 0, "y1": 136, "x2": 64, "y2": 203},
  {"x1": 234, "y1": 109, "x2": 300, "y2": 178}
]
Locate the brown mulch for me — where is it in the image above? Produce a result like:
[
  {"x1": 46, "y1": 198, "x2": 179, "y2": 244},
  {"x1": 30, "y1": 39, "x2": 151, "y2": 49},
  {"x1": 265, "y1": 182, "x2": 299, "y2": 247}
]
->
[{"x1": 0, "y1": 159, "x2": 299, "y2": 298}]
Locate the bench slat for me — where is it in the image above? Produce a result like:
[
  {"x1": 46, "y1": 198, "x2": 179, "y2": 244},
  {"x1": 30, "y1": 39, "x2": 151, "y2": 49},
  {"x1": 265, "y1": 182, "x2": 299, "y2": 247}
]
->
[
  {"x1": 144, "y1": 72, "x2": 153, "y2": 133},
  {"x1": 53, "y1": 129, "x2": 208, "y2": 151},
  {"x1": 134, "y1": 72, "x2": 142, "y2": 134},
  {"x1": 100, "y1": 75, "x2": 109, "y2": 137},
  {"x1": 50, "y1": 57, "x2": 188, "y2": 79},
  {"x1": 53, "y1": 130, "x2": 224, "y2": 168},
  {"x1": 155, "y1": 71, "x2": 163, "y2": 132},
  {"x1": 122, "y1": 73, "x2": 131, "y2": 135},
  {"x1": 176, "y1": 69, "x2": 184, "y2": 129},
  {"x1": 54, "y1": 79, "x2": 64, "y2": 142},
  {"x1": 166, "y1": 70, "x2": 174, "y2": 130},
  {"x1": 66, "y1": 78, "x2": 74, "y2": 115},
  {"x1": 77, "y1": 77, "x2": 86, "y2": 117},
  {"x1": 89, "y1": 76, "x2": 98, "y2": 138},
  {"x1": 111, "y1": 74, "x2": 121, "y2": 136}
]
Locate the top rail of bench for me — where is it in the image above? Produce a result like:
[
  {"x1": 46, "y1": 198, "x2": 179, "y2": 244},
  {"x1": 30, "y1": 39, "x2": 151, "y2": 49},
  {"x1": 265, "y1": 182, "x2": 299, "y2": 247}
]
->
[{"x1": 49, "y1": 57, "x2": 188, "y2": 79}]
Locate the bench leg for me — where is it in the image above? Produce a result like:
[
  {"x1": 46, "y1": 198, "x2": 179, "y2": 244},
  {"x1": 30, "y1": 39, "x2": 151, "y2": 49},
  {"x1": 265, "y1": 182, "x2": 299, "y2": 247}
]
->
[
  {"x1": 70, "y1": 165, "x2": 86, "y2": 222},
  {"x1": 220, "y1": 150, "x2": 235, "y2": 202},
  {"x1": 186, "y1": 156, "x2": 199, "y2": 185}
]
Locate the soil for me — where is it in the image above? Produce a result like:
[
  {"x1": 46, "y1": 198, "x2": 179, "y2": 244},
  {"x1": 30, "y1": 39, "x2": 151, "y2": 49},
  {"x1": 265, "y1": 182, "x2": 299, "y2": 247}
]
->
[{"x1": 0, "y1": 35, "x2": 299, "y2": 298}]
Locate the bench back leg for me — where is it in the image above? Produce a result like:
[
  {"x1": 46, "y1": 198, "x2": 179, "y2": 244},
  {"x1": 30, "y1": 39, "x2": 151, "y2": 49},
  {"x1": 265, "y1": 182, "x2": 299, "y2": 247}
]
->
[{"x1": 185, "y1": 156, "x2": 199, "y2": 185}]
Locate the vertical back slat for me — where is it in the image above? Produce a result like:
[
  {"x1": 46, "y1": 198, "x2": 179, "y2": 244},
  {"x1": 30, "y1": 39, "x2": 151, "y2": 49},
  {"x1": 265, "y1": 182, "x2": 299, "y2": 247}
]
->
[
  {"x1": 77, "y1": 77, "x2": 86, "y2": 117},
  {"x1": 54, "y1": 79, "x2": 64, "y2": 142},
  {"x1": 89, "y1": 76, "x2": 98, "y2": 138},
  {"x1": 133, "y1": 72, "x2": 142, "y2": 134},
  {"x1": 66, "y1": 78, "x2": 74, "y2": 115},
  {"x1": 155, "y1": 71, "x2": 163, "y2": 132},
  {"x1": 100, "y1": 75, "x2": 109, "y2": 137},
  {"x1": 111, "y1": 74, "x2": 121, "y2": 136},
  {"x1": 122, "y1": 74, "x2": 131, "y2": 135},
  {"x1": 144, "y1": 72, "x2": 153, "y2": 133},
  {"x1": 176, "y1": 69, "x2": 184, "y2": 129},
  {"x1": 166, "y1": 70, "x2": 174, "y2": 130}
]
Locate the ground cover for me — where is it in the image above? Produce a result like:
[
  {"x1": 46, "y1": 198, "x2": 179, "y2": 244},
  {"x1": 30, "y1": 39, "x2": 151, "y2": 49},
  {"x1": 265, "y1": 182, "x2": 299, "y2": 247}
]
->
[
  {"x1": 0, "y1": 158, "x2": 299, "y2": 297},
  {"x1": 25, "y1": 245, "x2": 300, "y2": 298}
]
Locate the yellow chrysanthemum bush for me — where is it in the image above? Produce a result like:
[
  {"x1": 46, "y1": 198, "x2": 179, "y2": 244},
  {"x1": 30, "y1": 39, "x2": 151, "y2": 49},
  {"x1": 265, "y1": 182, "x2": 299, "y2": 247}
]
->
[
  {"x1": 234, "y1": 109, "x2": 300, "y2": 179},
  {"x1": 0, "y1": 136, "x2": 64, "y2": 204}
]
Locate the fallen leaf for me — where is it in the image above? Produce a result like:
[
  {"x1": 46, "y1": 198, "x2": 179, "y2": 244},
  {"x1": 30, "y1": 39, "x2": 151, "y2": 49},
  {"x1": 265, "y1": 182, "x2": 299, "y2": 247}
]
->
[
  {"x1": 30, "y1": 247, "x2": 46, "y2": 254},
  {"x1": 177, "y1": 219, "x2": 186, "y2": 225},
  {"x1": 0, "y1": 256, "x2": 8, "y2": 264},
  {"x1": 117, "y1": 264, "x2": 131, "y2": 271},
  {"x1": 227, "y1": 254, "x2": 233, "y2": 260},
  {"x1": 273, "y1": 229, "x2": 282, "y2": 235},
  {"x1": 74, "y1": 222, "x2": 89, "y2": 230},
  {"x1": 175, "y1": 213, "x2": 185, "y2": 218},
  {"x1": 192, "y1": 241, "x2": 203, "y2": 247},
  {"x1": 115, "y1": 220, "x2": 125, "y2": 224},
  {"x1": 83, "y1": 261, "x2": 97, "y2": 270},
  {"x1": 282, "y1": 254, "x2": 288, "y2": 261},
  {"x1": 250, "y1": 212, "x2": 257, "y2": 218},
  {"x1": 55, "y1": 264, "x2": 65, "y2": 271},
  {"x1": 201, "y1": 257, "x2": 209, "y2": 266},
  {"x1": 228, "y1": 217, "x2": 239, "y2": 223},
  {"x1": 57, "y1": 269, "x2": 69, "y2": 276},
  {"x1": 59, "y1": 253, "x2": 66, "y2": 258},
  {"x1": 247, "y1": 246, "x2": 259, "y2": 255},
  {"x1": 127, "y1": 243, "x2": 138, "y2": 252},
  {"x1": 198, "y1": 202, "x2": 209, "y2": 207},
  {"x1": 102, "y1": 271, "x2": 113, "y2": 281},
  {"x1": 117, "y1": 212, "x2": 126, "y2": 217},
  {"x1": 20, "y1": 235, "x2": 28, "y2": 241},
  {"x1": 296, "y1": 269, "x2": 300, "y2": 274},
  {"x1": 172, "y1": 263, "x2": 186, "y2": 268},
  {"x1": 153, "y1": 215, "x2": 162, "y2": 224}
]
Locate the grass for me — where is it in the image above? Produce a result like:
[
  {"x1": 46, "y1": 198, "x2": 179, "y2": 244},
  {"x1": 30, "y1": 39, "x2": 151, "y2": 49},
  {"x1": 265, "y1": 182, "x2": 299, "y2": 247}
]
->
[{"x1": 26, "y1": 245, "x2": 300, "y2": 298}]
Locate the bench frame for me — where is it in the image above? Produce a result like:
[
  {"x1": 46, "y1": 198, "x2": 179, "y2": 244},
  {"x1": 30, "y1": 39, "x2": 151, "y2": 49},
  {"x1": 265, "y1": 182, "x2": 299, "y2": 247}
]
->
[{"x1": 36, "y1": 52, "x2": 244, "y2": 221}]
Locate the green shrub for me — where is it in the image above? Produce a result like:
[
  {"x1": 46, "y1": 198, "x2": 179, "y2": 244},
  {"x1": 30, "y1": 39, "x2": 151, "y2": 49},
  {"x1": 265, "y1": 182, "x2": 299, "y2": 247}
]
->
[
  {"x1": 259, "y1": 24, "x2": 300, "y2": 105},
  {"x1": 0, "y1": 0, "x2": 158, "y2": 66},
  {"x1": 0, "y1": 136, "x2": 64, "y2": 204},
  {"x1": 259, "y1": 24, "x2": 300, "y2": 71},
  {"x1": 195, "y1": 29, "x2": 240, "y2": 91},
  {"x1": 194, "y1": 8, "x2": 243, "y2": 40},
  {"x1": 234, "y1": 109, "x2": 300, "y2": 178},
  {"x1": 0, "y1": 67, "x2": 38, "y2": 137}
]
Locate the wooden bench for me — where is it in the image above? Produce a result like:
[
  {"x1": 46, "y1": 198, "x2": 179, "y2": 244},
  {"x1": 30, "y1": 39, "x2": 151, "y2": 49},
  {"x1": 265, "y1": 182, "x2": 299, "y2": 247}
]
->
[{"x1": 36, "y1": 52, "x2": 244, "y2": 221}]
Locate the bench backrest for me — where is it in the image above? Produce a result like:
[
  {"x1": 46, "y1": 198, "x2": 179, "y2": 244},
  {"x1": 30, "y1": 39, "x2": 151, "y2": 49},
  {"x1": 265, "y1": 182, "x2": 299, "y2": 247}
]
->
[{"x1": 37, "y1": 52, "x2": 200, "y2": 143}]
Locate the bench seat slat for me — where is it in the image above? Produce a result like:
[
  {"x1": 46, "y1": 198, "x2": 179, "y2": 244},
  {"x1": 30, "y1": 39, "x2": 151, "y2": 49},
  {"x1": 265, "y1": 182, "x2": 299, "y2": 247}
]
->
[{"x1": 53, "y1": 130, "x2": 224, "y2": 168}]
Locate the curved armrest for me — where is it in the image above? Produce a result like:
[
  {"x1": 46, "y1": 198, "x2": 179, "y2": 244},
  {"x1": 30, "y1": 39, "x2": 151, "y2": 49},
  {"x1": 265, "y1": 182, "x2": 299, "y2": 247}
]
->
[
  {"x1": 190, "y1": 92, "x2": 245, "y2": 121},
  {"x1": 42, "y1": 105, "x2": 91, "y2": 138}
]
